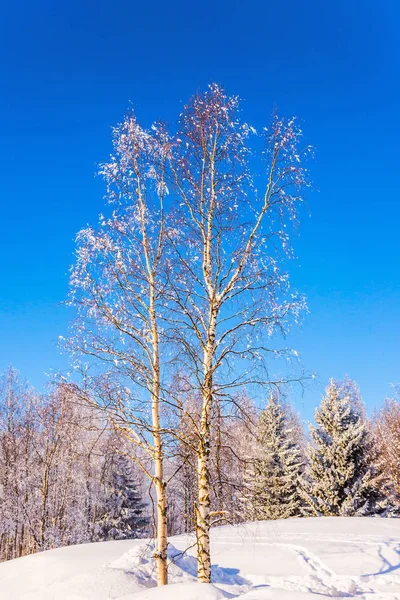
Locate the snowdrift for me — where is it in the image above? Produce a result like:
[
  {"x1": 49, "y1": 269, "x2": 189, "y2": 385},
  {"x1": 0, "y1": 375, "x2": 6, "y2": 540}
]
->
[{"x1": 0, "y1": 517, "x2": 399, "y2": 599}]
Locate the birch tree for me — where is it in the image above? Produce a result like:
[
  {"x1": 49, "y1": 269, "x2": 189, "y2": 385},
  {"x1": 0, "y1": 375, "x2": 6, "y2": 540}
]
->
[
  {"x1": 168, "y1": 84, "x2": 312, "y2": 582},
  {"x1": 373, "y1": 391, "x2": 400, "y2": 511},
  {"x1": 0, "y1": 367, "x2": 36, "y2": 560},
  {"x1": 67, "y1": 116, "x2": 171, "y2": 584}
]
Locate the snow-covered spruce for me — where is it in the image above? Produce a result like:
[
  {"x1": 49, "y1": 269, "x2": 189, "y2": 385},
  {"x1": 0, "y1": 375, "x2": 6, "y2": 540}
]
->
[
  {"x1": 96, "y1": 454, "x2": 149, "y2": 541},
  {"x1": 300, "y1": 379, "x2": 387, "y2": 517},
  {"x1": 242, "y1": 394, "x2": 304, "y2": 520}
]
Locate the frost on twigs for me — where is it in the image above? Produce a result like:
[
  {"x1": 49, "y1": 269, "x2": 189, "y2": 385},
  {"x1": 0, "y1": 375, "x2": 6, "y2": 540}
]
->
[
  {"x1": 66, "y1": 83, "x2": 313, "y2": 585},
  {"x1": 164, "y1": 83, "x2": 312, "y2": 582}
]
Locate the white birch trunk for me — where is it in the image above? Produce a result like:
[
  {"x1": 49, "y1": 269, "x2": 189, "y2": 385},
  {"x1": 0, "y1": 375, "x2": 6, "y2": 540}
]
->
[
  {"x1": 150, "y1": 276, "x2": 168, "y2": 586},
  {"x1": 196, "y1": 308, "x2": 217, "y2": 583}
]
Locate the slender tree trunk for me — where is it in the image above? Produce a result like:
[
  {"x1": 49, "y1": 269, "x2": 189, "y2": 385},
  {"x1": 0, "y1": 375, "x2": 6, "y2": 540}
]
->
[
  {"x1": 152, "y1": 358, "x2": 168, "y2": 585},
  {"x1": 154, "y1": 455, "x2": 168, "y2": 585},
  {"x1": 196, "y1": 309, "x2": 216, "y2": 583},
  {"x1": 40, "y1": 458, "x2": 50, "y2": 547},
  {"x1": 215, "y1": 403, "x2": 224, "y2": 513},
  {"x1": 150, "y1": 277, "x2": 168, "y2": 586},
  {"x1": 196, "y1": 374, "x2": 212, "y2": 582}
]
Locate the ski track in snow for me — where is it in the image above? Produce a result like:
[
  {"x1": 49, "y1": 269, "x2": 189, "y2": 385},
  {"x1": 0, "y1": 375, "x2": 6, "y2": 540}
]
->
[{"x1": 216, "y1": 536, "x2": 400, "y2": 598}]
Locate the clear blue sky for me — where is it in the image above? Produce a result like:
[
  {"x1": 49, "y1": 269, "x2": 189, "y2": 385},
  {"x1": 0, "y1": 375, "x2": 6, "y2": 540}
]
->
[{"x1": 1, "y1": 0, "x2": 399, "y2": 421}]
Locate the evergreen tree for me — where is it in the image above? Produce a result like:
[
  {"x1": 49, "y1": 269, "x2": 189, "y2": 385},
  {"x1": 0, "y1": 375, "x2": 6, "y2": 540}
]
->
[
  {"x1": 242, "y1": 394, "x2": 304, "y2": 520},
  {"x1": 97, "y1": 454, "x2": 148, "y2": 540},
  {"x1": 301, "y1": 379, "x2": 386, "y2": 517}
]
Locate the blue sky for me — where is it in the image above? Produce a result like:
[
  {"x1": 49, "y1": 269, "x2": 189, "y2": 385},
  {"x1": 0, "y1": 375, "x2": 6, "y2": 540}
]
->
[{"x1": 1, "y1": 0, "x2": 399, "y2": 421}]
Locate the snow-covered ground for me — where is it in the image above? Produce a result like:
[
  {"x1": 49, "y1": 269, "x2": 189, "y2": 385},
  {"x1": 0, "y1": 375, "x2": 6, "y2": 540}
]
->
[{"x1": 1, "y1": 517, "x2": 399, "y2": 599}]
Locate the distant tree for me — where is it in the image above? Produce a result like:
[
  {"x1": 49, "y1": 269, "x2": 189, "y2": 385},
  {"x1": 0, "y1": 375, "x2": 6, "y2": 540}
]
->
[
  {"x1": 0, "y1": 367, "x2": 36, "y2": 560},
  {"x1": 301, "y1": 379, "x2": 386, "y2": 516},
  {"x1": 97, "y1": 454, "x2": 148, "y2": 540},
  {"x1": 242, "y1": 394, "x2": 304, "y2": 520},
  {"x1": 167, "y1": 391, "x2": 256, "y2": 535},
  {"x1": 166, "y1": 391, "x2": 200, "y2": 535},
  {"x1": 373, "y1": 391, "x2": 400, "y2": 511},
  {"x1": 209, "y1": 395, "x2": 257, "y2": 525},
  {"x1": 27, "y1": 384, "x2": 110, "y2": 551}
]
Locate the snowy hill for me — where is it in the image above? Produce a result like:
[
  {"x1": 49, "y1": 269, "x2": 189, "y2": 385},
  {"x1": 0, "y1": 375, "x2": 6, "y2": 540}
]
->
[{"x1": 0, "y1": 517, "x2": 399, "y2": 599}]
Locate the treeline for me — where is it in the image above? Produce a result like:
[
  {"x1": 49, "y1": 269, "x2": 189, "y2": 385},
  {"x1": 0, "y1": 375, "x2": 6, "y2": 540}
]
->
[
  {"x1": 1, "y1": 366, "x2": 399, "y2": 563},
  {"x1": 0, "y1": 367, "x2": 149, "y2": 562}
]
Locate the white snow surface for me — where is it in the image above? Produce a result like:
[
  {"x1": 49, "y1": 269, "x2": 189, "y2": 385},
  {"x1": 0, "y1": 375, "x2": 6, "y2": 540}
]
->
[{"x1": 1, "y1": 517, "x2": 400, "y2": 599}]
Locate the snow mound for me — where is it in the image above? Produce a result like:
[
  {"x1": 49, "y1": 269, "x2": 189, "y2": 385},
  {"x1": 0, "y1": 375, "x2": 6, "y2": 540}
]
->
[
  {"x1": 0, "y1": 517, "x2": 400, "y2": 599},
  {"x1": 108, "y1": 541, "x2": 250, "y2": 590}
]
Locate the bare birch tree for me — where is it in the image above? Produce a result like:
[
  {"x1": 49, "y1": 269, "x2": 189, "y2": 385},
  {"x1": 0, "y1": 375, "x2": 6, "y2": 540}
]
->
[
  {"x1": 373, "y1": 390, "x2": 400, "y2": 510},
  {"x1": 167, "y1": 84, "x2": 312, "y2": 582},
  {"x1": 66, "y1": 115, "x2": 171, "y2": 584}
]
